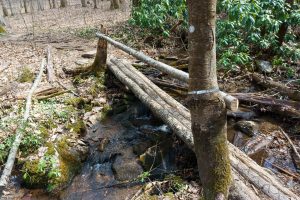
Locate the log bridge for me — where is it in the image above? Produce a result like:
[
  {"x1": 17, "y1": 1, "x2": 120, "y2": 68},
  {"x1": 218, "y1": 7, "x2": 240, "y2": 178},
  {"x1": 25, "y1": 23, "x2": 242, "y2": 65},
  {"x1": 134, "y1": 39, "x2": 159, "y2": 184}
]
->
[{"x1": 94, "y1": 33, "x2": 299, "y2": 200}]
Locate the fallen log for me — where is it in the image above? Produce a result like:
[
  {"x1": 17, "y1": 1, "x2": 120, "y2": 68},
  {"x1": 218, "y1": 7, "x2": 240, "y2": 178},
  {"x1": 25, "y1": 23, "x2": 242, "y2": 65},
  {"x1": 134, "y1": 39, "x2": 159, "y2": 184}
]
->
[
  {"x1": 252, "y1": 73, "x2": 300, "y2": 101},
  {"x1": 107, "y1": 58, "x2": 299, "y2": 200},
  {"x1": 0, "y1": 59, "x2": 46, "y2": 189},
  {"x1": 96, "y1": 33, "x2": 238, "y2": 111},
  {"x1": 231, "y1": 93, "x2": 300, "y2": 118}
]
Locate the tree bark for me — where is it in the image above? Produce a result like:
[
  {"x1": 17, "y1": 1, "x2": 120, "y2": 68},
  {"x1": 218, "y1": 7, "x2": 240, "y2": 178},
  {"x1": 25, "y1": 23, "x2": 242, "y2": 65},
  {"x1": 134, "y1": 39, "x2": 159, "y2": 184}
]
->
[
  {"x1": 60, "y1": 0, "x2": 67, "y2": 8},
  {"x1": 93, "y1": 0, "x2": 97, "y2": 8},
  {"x1": 252, "y1": 72, "x2": 300, "y2": 101},
  {"x1": 23, "y1": 0, "x2": 28, "y2": 13},
  {"x1": 0, "y1": 0, "x2": 9, "y2": 16},
  {"x1": 95, "y1": 33, "x2": 238, "y2": 111},
  {"x1": 187, "y1": 0, "x2": 231, "y2": 199},
  {"x1": 7, "y1": 0, "x2": 13, "y2": 16},
  {"x1": 276, "y1": 0, "x2": 294, "y2": 46},
  {"x1": 52, "y1": 0, "x2": 56, "y2": 8},
  {"x1": 81, "y1": 0, "x2": 87, "y2": 7},
  {"x1": 106, "y1": 58, "x2": 300, "y2": 199},
  {"x1": 110, "y1": 0, "x2": 120, "y2": 9}
]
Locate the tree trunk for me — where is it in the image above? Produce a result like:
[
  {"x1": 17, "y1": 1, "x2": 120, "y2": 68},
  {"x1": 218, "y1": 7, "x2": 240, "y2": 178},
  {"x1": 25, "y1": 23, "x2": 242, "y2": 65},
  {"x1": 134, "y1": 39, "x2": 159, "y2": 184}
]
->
[
  {"x1": 52, "y1": 0, "x2": 56, "y2": 8},
  {"x1": 187, "y1": 0, "x2": 231, "y2": 199},
  {"x1": 7, "y1": 0, "x2": 13, "y2": 16},
  {"x1": 81, "y1": 0, "x2": 86, "y2": 7},
  {"x1": 0, "y1": 0, "x2": 9, "y2": 16},
  {"x1": 23, "y1": 0, "x2": 28, "y2": 13},
  {"x1": 37, "y1": 0, "x2": 44, "y2": 11},
  {"x1": 60, "y1": 0, "x2": 67, "y2": 7},
  {"x1": 93, "y1": 0, "x2": 97, "y2": 8},
  {"x1": 276, "y1": 0, "x2": 293, "y2": 46},
  {"x1": 110, "y1": 0, "x2": 119, "y2": 9},
  {"x1": 132, "y1": 0, "x2": 139, "y2": 7}
]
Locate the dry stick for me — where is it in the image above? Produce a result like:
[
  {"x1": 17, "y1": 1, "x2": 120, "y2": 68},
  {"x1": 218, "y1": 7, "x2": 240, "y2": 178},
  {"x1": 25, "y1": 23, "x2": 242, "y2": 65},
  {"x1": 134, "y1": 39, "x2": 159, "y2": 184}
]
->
[
  {"x1": 96, "y1": 33, "x2": 238, "y2": 111},
  {"x1": 107, "y1": 61, "x2": 299, "y2": 200},
  {"x1": 278, "y1": 127, "x2": 300, "y2": 163},
  {"x1": 46, "y1": 45, "x2": 55, "y2": 83},
  {"x1": 0, "y1": 59, "x2": 46, "y2": 189}
]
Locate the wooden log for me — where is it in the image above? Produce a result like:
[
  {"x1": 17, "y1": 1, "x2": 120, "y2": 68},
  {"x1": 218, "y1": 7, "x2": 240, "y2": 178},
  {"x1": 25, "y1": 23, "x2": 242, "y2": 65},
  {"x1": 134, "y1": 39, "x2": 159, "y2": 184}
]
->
[
  {"x1": 231, "y1": 93, "x2": 300, "y2": 118},
  {"x1": 107, "y1": 59, "x2": 300, "y2": 200},
  {"x1": 0, "y1": 59, "x2": 46, "y2": 189},
  {"x1": 46, "y1": 45, "x2": 55, "y2": 83},
  {"x1": 96, "y1": 33, "x2": 238, "y2": 111},
  {"x1": 252, "y1": 73, "x2": 300, "y2": 101}
]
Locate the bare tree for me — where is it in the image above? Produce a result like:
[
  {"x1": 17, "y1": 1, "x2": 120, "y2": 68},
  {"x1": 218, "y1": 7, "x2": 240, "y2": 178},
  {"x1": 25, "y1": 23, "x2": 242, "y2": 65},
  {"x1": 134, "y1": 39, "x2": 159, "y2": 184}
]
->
[
  {"x1": 93, "y1": 0, "x2": 97, "y2": 8},
  {"x1": 186, "y1": 0, "x2": 231, "y2": 199},
  {"x1": 81, "y1": 0, "x2": 86, "y2": 7},
  {"x1": 60, "y1": 0, "x2": 67, "y2": 7},
  {"x1": 23, "y1": 0, "x2": 28, "y2": 13},
  {"x1": 7, "y1": 0, "x2": 13, "y2": 16},
  {"x1": 0, "y1": 0, "x2": 9, "y2": 16},
  {"x1": 110, "y1": 0, "x2": 119, "y2": 9},
  {"x1": 37, "y1": 0, "x2": 44, "y2": 11}
]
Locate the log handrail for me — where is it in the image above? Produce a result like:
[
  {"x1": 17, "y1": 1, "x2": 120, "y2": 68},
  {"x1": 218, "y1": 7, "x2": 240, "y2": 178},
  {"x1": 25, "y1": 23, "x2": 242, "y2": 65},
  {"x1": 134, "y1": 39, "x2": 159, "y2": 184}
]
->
[{"x1": 95, "y1": 32, "x2": 238, "y2": 111}]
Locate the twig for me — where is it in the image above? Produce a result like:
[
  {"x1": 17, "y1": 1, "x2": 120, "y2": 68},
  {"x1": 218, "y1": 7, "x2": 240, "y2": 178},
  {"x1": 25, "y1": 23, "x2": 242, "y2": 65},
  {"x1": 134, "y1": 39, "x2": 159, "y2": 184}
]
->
[
  {"x1": 0, "y1": 58, "x2": 45, "y2": 189},
  {"x1": 278, "y1": 127, "x2": 300, "y2": 163},
  {"x1": 56, "y1": 80, "x2": 79, "y2": 97}
]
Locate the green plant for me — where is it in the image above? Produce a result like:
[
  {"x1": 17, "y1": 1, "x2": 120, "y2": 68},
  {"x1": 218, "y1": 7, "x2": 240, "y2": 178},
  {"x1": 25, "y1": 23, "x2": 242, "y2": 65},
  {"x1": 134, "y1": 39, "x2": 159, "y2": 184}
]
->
[
  {"x1": 216, "y1": 0, "x2": 300, "y2": 71},
  {"x1": 130, "y1": 0, "x2": 187, "y2": 36}
]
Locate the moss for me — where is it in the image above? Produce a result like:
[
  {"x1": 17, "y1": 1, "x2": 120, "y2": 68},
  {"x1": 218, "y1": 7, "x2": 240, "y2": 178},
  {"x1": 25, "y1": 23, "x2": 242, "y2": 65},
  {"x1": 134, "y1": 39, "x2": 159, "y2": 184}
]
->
[
  {"x1": 88, "y1": 73, "x2": 106, "y2": 97},
  {"x1": 22, "y1": 159, "x2": 48, "y2": 188},
  {"x1": 41, "y1": 118, "x2": 57, "y2": 130},
  {"x1": 64, "y1": 97, "x2": 86, "y2": 109},
  {"x1": 39, "y1": 125, "x2": 49, "y2": 138},
  {"x1": 45, "y1": 142, "x2": 56, "y2": 156},
  {"x1": 0, "y1": 26, "x2": 5, "y2": 33},
  {"x1": 18, "y1": 67, "x2": 35, "y2": 83},
  {"x1": 66, "y1": 119, "x2": 86, "y2": 136}
]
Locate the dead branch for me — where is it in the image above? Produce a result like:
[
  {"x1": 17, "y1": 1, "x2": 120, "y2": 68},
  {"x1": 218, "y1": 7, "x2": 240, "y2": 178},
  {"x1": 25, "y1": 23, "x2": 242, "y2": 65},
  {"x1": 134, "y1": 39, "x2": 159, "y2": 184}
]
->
[
  {"x1": 231, "y1": 93, "x2": 300, "y2": 118},
  {"x1": 46, "y1": 45, "x2": 55, "y2": 83},
  {"x1": 0, "y1": 59, "x2": 46, "y2": 189},
  {"x1": 278, "y1": 127, "x2": 300, "y2": 163},
  {"x1": 252, "y1": 73, "x2": 300, "y2": 101}
]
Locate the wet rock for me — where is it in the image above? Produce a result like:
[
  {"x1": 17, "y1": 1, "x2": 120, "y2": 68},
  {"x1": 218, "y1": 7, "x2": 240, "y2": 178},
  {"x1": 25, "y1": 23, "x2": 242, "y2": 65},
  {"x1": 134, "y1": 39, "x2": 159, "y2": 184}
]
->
[
  {"x1": 112, "y1": 155, "x2": 143, "y2": 181},
  {"x1": 256, "y1": 60, "x2": 272, "y2": 73},
  {"x1": 235, "y1": 120, "x2": 259, "y2": 137},
  {"x1": 81, "y1": 50, "x2": 96, "y2": 58},
  {"x1": 22, "y1": 136, "x2": 89, "y2": 193}
]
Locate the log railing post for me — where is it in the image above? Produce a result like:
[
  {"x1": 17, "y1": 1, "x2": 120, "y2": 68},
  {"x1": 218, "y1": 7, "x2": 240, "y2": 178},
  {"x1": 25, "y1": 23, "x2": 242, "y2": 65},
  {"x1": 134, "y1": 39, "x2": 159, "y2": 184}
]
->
[{"x1": 92, "y1": 36, "x2": 107, "y2": 73}]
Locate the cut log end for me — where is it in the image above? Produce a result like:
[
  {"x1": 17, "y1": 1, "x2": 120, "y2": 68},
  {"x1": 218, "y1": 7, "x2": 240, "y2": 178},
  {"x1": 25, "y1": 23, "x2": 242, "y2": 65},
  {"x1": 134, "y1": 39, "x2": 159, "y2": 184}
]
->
[{"x1": 220, "y1": 91, "x2": 239, "y2": 112}]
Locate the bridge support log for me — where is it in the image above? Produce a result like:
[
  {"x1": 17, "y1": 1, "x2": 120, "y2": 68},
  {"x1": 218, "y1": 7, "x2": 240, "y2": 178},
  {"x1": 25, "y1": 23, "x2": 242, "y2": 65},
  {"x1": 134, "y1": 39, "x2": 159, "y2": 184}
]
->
[{"x1": 107, "y1": 57, "x2": 299, "y2": 200}]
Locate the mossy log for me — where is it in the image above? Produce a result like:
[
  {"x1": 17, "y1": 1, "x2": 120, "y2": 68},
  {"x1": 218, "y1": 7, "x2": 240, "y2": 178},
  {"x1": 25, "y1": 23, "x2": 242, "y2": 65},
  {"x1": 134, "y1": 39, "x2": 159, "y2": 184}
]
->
[{"x1": 107, "y1": 58, "x2": 299, "y2": 200}]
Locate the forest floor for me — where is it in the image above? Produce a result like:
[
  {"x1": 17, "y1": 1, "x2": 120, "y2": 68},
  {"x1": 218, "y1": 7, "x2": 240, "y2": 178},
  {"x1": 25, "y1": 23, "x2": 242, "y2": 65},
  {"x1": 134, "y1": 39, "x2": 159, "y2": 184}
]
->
[{"x1": 0, "y1": 1, "x2": 300, "y2": 200}]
